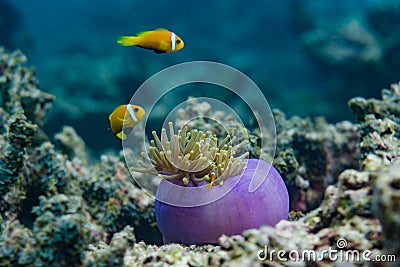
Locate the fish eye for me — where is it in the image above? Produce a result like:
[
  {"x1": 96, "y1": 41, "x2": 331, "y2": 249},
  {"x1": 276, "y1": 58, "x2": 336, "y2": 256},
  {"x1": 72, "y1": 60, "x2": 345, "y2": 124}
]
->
[
  {"x1": 176, "y1": 39, "x2": 181, "y2": 44},
  {"x1": 133, "y1": 107, "x2": 139, "y2": 112}
]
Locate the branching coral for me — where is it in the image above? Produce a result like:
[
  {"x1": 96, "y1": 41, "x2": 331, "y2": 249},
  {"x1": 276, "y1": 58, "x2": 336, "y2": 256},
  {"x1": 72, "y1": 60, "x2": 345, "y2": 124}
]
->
[
  {"x1": 0, "y1": 113, "x2": 37, "y2": 198},
  {"x1": 130, "y1": 122, "x2": 249, "y2": 188}
]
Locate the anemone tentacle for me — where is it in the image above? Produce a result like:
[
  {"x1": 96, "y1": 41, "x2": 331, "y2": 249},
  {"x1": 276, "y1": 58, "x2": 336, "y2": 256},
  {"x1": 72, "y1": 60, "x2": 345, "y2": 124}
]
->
[{"x1": 130, "y1": 122, "x2": 249, "y2": 187}]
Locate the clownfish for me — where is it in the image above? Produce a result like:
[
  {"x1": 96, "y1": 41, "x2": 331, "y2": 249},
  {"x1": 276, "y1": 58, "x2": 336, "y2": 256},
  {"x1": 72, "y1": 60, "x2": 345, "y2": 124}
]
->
[
  {"x1": 117, "y1": 28, "x2": 184, "y2": 54},
  {"x1": 109, "y1": 104, "x2": 145, "y2": 140}
]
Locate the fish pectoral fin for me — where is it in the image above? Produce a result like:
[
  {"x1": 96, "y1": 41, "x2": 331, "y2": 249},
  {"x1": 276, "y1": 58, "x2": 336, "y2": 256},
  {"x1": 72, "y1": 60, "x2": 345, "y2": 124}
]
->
[
  {"x1": 115, "y1": 127, "x2": 133, "y2": 140},
  {"x1": 117, "y1": 36, "x2": 138, "y2": 46},
  {"x1": 116, "y1": 131, "x2": 126, "y2": 140},
  {"x1": 154, "y1": 49, "x2": 166, "y2": 54}
]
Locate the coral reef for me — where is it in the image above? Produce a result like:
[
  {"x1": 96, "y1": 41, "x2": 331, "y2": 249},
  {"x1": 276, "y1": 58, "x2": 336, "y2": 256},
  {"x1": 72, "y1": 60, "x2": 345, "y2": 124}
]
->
[
  {"x1": 1, "y1": 47, "x2": 399, "y2": 266},
  {"x1": 120, "y1": 80, "x2": 399, "y2": 264},
  {"x1": 0, "y1": 47, "x2": 158, "y2": 266},
  {"x1": 349, "y1": 82, "x2": 400, "y2": 162},
  {"x1": 53, "y1": 126, "x2": 88, "y2": 162},
  {"x1": 0, "y1": 47, "x2": 54, "y2": 127},
  {"x1": 349, "y1": 82, "x2": 400, "y2": 259},
  {"x1": 0, "y1": 114, "x2": 37, "y2": 198},
  {"x1": 272, "y1": 111, "x2": 359, "y2": 212}
]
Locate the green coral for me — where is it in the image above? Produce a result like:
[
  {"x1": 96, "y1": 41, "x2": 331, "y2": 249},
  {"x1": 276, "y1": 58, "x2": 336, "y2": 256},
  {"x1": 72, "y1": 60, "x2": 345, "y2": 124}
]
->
[
  {"x1": 84, "y1": 226, "x2": 136, "y2": 267},
  {"x1": 0, "y1": 114, "x2": 37, "y2": 199},
  {"x1": 79, "y1": 153, "x2": 159, "y2": 241},
  {"x1": 31, "y1": 194, "x2": 90, "y2": 266},
  {"x1": 0, "y1": 194, "x2": 90, "y2": 267},
  {"x1": 272, "y1": 110, "x2": 359, "y2": 212},
  {"x1": 0, "y1": 47, "x2": 158, "y2": 266},
  {"x1": 372, "y1": 160, "x2": 400, "y2": 258},
  {"x1": 349, "y1": 82, "x2": 400, "y2": 162},
  {"x1": 54, "y1": 126, "x2": 89, "y2": 162},
  {"x1": 0, "y1": 220, "x2": 34, "y2": 266},
  {"x1": 0, "y1": 48, "x2": 53, "y2": 126}
]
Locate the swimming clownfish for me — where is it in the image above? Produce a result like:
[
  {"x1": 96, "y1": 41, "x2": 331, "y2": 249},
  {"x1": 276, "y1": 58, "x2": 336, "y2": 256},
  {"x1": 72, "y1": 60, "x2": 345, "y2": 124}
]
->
[
  {"x1": 109, "y1": 104, "x2": 145, "y2": 140},
  {"x1": 117, "y1": 28, "x2": 184, "y2": 54}
]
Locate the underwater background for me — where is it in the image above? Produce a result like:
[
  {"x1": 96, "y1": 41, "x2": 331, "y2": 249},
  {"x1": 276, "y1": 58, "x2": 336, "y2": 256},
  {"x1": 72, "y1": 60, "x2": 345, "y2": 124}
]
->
[
  {"x1": 3, "y1": 0, "x2": 399, "y2": 154},
  {"x1": 1, "y1": 0, "x2": 400, "y2": 266}
]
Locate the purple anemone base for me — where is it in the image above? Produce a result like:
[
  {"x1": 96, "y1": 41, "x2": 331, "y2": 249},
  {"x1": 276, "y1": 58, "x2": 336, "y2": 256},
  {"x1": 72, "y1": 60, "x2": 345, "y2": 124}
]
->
[{"x1": 155, "y1": 159, "x2": 289, "y2": 245}]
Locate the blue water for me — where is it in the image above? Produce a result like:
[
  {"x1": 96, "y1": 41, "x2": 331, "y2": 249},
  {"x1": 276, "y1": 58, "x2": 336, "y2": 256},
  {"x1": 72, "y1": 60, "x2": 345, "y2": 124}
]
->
[{"x1": 3, "y1": 0, "x2": 398, "y2": 152}]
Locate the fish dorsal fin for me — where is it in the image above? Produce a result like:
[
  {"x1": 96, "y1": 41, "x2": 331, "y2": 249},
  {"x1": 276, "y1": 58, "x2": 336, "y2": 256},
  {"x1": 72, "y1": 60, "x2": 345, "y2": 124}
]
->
[
  {"x1": 154, "y1": 28, "x2": 169, "y2": 31},
  {"x1": 136, "y1": 30, "x2": 148, "y2": 37},
  {"x1": 136, "y1": 28, "x2": 168, "y2": 37}
]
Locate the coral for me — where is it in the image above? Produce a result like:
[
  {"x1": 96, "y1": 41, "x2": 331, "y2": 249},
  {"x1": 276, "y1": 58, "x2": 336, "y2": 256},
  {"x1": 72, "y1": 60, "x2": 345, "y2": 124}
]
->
[
  {"x1": 31, "y1": 194, "x2": 91, "y2": 266},
  {"x1": 0, "y1": 47, "x2": 160, "y2": 265},
  {"x1": 272, "y1": 110, "x2": 359, "y2": 212},
  {"x1": 348, "y1": 83, "x2": 400, "y2": 259},
  {"x1": 0, "y1": 194, "x2": 90, "y2": 267},
  {"x1": 372, "y1": 160, "x2": 400, "y2": 258},
  {"x1": 0, "y1": 114, "x2": 37, "y2": 198},
  {"x1": 1, "y1": 47, "x2": 399, "y2": 266},
  {"x1": 0, "y1": 220, "x2": 35, "y2": 266},
  {"x1": 348, "y1": 83, "x2": 400, "y2": 123},
  {"x1": 84, "y1": 226, "x2": 136, "y2": 267},
  {"x1": 122, "y1": 81, "x2": 398, "y2": 264},
  {"x1": 300, "y1": 166, "x2": 374, "y2": 232},
  {"x1": 0, "y1": 47, "x2": 54, "y2": 127},
  {"x1": 80, "y1": 153, "x2": 157, "y2": 236},
  {"x1": 54, "y1": 126, "x2": 88, "y2": 162},
  {"x1": 349, "y1": 82, "x2": 400, "y2": 163}
]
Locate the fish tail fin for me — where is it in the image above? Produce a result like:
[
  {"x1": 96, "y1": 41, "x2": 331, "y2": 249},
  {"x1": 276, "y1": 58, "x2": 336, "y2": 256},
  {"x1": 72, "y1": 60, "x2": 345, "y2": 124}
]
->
[{"x1": 117, "y1": 36, "x2": 139, "y2": 46}]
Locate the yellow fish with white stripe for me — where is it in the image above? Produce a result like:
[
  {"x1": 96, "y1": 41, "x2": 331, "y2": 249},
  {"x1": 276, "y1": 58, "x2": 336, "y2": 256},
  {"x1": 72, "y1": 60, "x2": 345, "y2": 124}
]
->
[
  {"x1": 109, "y1": 104, "x2": 145, "y2": 140},
  {"x1": 117, "y1": 28, "x2": 184, "y2": 54}
]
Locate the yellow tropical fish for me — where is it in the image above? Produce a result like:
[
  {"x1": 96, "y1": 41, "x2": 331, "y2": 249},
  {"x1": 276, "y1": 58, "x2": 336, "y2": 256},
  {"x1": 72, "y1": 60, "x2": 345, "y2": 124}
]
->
[
  {"x1": 109, "y1": 104, "x2": 145, "y2": 140},
  {"x1": 117, "y1": 28, "x2": 184, "y2": 53}
]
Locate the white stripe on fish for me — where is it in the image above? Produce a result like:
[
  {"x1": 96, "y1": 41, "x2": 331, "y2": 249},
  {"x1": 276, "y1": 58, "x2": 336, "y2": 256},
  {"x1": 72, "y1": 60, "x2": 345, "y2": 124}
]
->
[
  {"x1": 171, "y1": 32, "x2": 176, "y2": 51},
  {"x1": 126, "y1": 104, "x2": 138, "y2": 122}
]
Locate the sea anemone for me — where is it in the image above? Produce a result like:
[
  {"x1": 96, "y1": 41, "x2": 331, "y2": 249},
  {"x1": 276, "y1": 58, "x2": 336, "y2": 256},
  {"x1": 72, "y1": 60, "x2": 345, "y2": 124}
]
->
[
  {"x1": 130, "y1": 122, "x2": 289, "y2": 244},
  {"x1": 130, "y1": 122, "x2": 249, "y2": 188}
]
